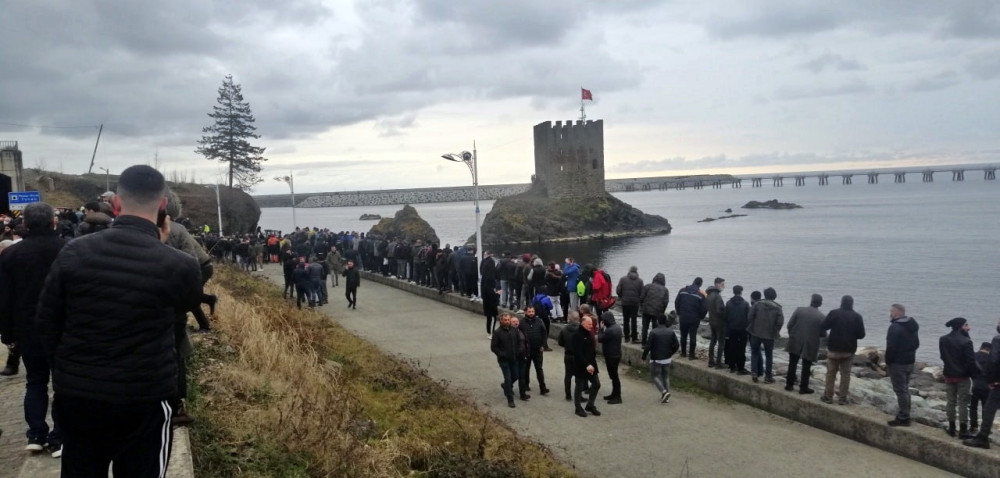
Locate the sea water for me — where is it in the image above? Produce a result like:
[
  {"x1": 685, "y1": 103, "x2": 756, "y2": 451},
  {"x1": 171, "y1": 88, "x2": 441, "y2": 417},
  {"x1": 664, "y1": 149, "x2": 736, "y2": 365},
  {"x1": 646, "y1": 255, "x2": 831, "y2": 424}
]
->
[{"x1": 259, "y1": 179, "x2": 1000, "y2": 363}]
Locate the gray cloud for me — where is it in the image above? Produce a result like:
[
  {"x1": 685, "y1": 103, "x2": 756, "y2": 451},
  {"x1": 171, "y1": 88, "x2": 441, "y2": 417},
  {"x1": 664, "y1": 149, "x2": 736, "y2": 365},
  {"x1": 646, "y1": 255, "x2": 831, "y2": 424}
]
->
[
  {"x1": 799, "y1": 53, "x2": 866, "y2": 73},
  {"x1": 706, "y1": 4, "x2": 842, "y2": 39},
  {"x1": 774, "y1": 79, "x2": 872, "y2": 100},
  {"x1": 909, "y1": 71, "x2": 961, "y2": 92},
  {"x1": 939, "y1": 3, "x2": 1000, "y2": 39},
  {"x1": 967, "y1": 51, "x2": 1000, "y2": 80}
]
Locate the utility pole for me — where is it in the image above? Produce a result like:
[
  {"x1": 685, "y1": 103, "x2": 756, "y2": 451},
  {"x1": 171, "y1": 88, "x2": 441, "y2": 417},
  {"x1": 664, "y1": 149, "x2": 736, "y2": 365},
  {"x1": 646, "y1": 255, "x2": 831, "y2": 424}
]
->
[{"x1": 87, "y1": 123, "x2": 103, "y2": 174}]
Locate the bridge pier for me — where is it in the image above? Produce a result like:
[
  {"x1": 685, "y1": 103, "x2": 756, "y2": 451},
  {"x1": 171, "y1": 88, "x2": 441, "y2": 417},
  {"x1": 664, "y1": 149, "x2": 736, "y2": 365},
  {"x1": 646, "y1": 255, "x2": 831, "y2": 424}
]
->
[
  {"x1": 752, "y1": 178, "x2": 762, "y2": 187},
  {"x1": 818, "y1": 174, "x2": 828, "y2": 186},
  {"x1": 842, "y1": 174, "x2": 853, "y2": 185},
  {"x1": 985, "y1": 168, "x2": 996, "y2": 180},
  {"x1": 894, "y1": 172, "x2": 906, "y2": 183},
  {"x1": 677, "y1": 181, "x2": 685, "y2": 190},
  {"x1": 922, "y1": 171, "x2": 934, "y2": 182},
  {"x1": 694, "y1": 180, "x2": 703, "y2": 190},
  {"x1": 952, "y1": 170, "x2": 965, "y2": 181},
  {"x1": 732, "y1": 179, "x2": 742, "y2": 188},
  {"x1": 794, "y1": 176, "x2": 805, "y2": 186},
  {"x1": 772, "y1": 176, "x2": 783, "y2": 187},
  {"x1": 712, "y1": 180, "x2": 722, "y2": 189},
  {"x1": 867, "y1": 172, "x2": 878, "y2": 184}
]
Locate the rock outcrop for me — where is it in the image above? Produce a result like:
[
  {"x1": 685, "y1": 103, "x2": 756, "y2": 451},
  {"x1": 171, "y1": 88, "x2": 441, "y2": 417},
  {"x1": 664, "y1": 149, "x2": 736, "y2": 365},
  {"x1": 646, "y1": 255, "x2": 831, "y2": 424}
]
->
[
  {"x1": 359, "y1": 214, "x2": 382, "y2": 220},
  {"x1": 478, "y1": 187, "x2": 670, "y2": 245},
  {"x1": 368, "y1": 205, "x2": 440, "y2": 244},
  {"x1": 742, "y1": 199, "x2": 802, "y2": 210}
]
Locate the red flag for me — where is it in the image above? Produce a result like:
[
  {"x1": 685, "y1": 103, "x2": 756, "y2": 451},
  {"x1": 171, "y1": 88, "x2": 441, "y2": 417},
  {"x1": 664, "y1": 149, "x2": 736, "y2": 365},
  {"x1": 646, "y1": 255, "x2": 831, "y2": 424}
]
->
[{"x1": 581, "y1": 88, "x2": 593, "y2": 101}]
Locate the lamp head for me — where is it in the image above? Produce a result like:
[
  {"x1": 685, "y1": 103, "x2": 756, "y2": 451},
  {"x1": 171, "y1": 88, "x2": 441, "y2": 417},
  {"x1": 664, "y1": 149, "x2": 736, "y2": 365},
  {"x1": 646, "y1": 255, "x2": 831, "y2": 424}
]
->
[
  {"x1": 441, "y1": 154, "x2": 460, "y2": 162},
  {"x1": 460, "y1": 151, "x2": 473, "y2": 162}
]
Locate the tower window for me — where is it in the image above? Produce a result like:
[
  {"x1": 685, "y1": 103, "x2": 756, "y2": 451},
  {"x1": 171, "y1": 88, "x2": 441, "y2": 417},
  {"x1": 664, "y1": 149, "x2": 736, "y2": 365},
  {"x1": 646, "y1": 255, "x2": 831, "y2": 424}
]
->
[{"x1": 592, "y1": 159, "x2": 598, "y2": 169}]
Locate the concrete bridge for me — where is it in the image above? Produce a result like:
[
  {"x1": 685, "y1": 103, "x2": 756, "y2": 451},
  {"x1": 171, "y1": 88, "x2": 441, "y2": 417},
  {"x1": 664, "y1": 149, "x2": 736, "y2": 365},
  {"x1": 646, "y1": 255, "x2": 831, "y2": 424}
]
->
[{"x1": 253, "y1": 166, "x2": 996, "y2": 209}]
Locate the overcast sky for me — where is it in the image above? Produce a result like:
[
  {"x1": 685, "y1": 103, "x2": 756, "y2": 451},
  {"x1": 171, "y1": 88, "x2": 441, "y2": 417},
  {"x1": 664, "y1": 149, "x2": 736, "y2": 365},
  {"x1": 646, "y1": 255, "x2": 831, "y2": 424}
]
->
[{"x1": 2, "y1": 1, "x2": 998, "y2": 195}]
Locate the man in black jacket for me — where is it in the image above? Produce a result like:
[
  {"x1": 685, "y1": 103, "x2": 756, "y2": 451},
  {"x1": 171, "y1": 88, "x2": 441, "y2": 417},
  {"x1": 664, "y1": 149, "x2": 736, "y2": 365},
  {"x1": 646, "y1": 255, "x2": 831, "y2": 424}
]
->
[
  {"x1": 572, "y1": 314, "x2": 601, "y2": 417},
  {"x1": 558, "y1": 312, "x2": 580, "y2": 401},
  {"x1": 940, "y1": 317, "x2": 977, "y2": 438},
  {"x1": 616, "y1": 266, "x2": 643, "y2": 344},
  {"x1": 964, "y1": 320, "x2": 1000, "y2": 449},
  {"x1": 518, "y1": 307, "x2": 549, "y2": 396},
  {"x1": 0, "y1": 202, "x2": 67, "y2": 455},
  {"x1": 491, "y1": 313, "x2": 522, "y2": 408},
  {"x1": 642, "y1": 315, "x2": 680, "y2": 403},
  {"x1": 886, "y1": 303, "x2": 919, "y2": 426},
  {"x1": 37, "y1": 165, "x2": 202, "y2": 476},
  {"x1": 820, "y1": 295, "x2": 866, "y2": 405},
  {"x1": 598, "y1": 312, "x2": 623, "y2": 404},
  {"x1": 674, "y1": 277, "x2": 706, "y2": 359},
  {"x1": 343, "y1": 260, "x2": 360, "y2": 309},
  {"x1": 724, "y1": 285, "x2": 751, "y2": 374}
]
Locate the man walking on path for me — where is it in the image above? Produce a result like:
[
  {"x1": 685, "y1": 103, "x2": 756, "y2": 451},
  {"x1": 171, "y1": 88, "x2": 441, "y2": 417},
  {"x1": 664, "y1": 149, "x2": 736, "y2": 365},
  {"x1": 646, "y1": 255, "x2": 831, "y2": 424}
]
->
[
  {"x1": 491, "y1": 313, "x2": 522, "y2": 408},
  {"x1": 964, "y1": 319, "x2": 1000, "y2": 449},
  {"x1": 642, "y1": 315, "x2": 680, "y2": 403},
  {"x1": 326, "y1": 247, "x2": 342, "y2": 287},
  {"x1": 37, "y1": 165, "x2": 202, "y2": 476},
  {"x1": 558, "y1": 312, "x2": 580, "y2": 401},
  {"x1": 724, "y1": 285, "x2": 750, "y2": 374},
  {"x1": 518, "y1": 307, "x2": 549, "y2": 397},
  {"x1": 674, "y1": 277, "x2": 706, "y2": 359},
  {"x1": 638, "y1": 273, "x2": 669, "y2": 346},
  {"x1": 784, "y1": 294, "x2": 824, "y2": 394},
  {"x1": 820, "y1": 295, "x2": 867, "y2": 405},
  {"x1": 0, "y1": 202, "x2": 67, "y2": 456},
  {"x1": 343, "y1": 260, "x2": 360, "y2": 309},
  {"x1": 940, "y1": 317, "x2": 977, "y2": 438},
  {"x1": 747, "y1": 287, "x2": 783, "y2": 384},
  {"x1": 616, "y1": 266, "x2": 643, "y2": 344},
  {"x1": 705, "y1": 277, "x2": 726, "y2": 368},
  {"x1": 598, "y1": 311, "x2": 623, "y2": 404},
  {"x1": 886, "y1": 303, "x2": 919, "y2": 427},
  {"x1": 572, "y1": 314, "x2": 601, "y2": 417}
]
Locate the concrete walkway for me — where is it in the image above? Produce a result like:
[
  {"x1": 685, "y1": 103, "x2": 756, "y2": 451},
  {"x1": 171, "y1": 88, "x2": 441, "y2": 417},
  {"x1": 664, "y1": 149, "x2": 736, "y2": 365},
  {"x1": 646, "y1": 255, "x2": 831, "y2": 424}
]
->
[{"x1": 262, "y1": 267, "x2": 955, "y2": 478}]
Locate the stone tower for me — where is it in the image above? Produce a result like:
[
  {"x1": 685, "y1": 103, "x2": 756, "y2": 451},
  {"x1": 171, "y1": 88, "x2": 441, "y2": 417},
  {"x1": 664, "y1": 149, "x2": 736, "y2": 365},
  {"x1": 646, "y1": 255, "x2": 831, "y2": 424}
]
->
[{"x1": 533, "y1": 120, "x2": 604, "y2": 198}]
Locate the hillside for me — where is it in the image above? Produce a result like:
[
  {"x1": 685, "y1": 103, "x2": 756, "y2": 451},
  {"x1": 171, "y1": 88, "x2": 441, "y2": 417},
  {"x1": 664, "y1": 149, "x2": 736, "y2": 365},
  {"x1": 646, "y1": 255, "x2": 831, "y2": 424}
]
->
[{"x1": 22, "y1": 169, "x2": 261, "y2": 234}]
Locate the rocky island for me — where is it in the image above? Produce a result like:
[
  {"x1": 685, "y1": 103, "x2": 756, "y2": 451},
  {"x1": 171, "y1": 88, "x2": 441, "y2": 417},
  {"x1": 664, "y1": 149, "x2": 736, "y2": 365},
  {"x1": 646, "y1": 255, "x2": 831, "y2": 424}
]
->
[
  {"x1": 368, "y1": 205, "x2": 439, "y2": 244},
  {"x1": 359, "y1": 213, "x2": 382, "y2": 220},
  {"x1": 742, "y1": 199, "x2": 803, "y2": 209},
  {"x1": 479, "y1": 186, "x2": 670, "y2": 245}
]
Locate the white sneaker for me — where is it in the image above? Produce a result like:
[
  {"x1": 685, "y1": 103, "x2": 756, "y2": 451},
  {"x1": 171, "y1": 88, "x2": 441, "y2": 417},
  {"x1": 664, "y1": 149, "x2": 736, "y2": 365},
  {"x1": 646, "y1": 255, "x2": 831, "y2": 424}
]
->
[
  {"x1": 487, "y1": 333, "x2": 493, "y2": 340},
  {"x1": 25, "y1": 439, "x2": 44, "y2": 452},
  {"x1": 50, "y1": 445, "x2": 62, "y2": 458}
]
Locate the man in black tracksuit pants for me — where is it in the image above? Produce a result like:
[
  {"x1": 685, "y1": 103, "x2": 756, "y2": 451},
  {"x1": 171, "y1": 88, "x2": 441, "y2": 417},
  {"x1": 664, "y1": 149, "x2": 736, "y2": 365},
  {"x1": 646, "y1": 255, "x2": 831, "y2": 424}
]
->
[
  {"x1": 558, "y1": 314, "x2": 580, "y2": 401},
  {"x1": 518, "y1": 307, "x2": 549, "y2": 396},
  {"x1": 598, "y1": 312, "x2": 623, "y2": 404},
  {"x1": 37, "y1": 165, "x2": 202, "y2": 477}
]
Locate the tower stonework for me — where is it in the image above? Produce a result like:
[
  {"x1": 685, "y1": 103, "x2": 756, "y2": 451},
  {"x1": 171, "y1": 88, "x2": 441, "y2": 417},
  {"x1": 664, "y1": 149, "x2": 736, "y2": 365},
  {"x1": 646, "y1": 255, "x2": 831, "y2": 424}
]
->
[{"x1": 533, "y1": 120, "x2": 604, "y2": 198}]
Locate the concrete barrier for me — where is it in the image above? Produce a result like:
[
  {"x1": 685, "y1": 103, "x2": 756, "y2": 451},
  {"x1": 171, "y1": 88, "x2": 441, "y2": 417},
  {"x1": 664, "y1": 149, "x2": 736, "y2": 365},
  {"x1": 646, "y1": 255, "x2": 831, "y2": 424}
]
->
[{"x1": 360, "y1": 271, "x2": 1000, "y2": 478}]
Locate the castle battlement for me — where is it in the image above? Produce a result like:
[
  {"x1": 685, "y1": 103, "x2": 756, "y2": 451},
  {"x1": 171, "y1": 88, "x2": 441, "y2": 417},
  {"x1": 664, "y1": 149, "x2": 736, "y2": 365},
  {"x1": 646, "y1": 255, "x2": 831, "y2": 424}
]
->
[{"x1": 533, "y1": 120, "x2": 604, "y2": 198}]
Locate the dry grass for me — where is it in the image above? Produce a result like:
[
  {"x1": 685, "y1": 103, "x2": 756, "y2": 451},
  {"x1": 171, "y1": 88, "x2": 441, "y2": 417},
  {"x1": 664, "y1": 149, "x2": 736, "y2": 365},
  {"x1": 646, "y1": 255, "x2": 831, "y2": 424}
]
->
[{"x1": 188, "y1": 265, "x2": 575, "y2": 477}]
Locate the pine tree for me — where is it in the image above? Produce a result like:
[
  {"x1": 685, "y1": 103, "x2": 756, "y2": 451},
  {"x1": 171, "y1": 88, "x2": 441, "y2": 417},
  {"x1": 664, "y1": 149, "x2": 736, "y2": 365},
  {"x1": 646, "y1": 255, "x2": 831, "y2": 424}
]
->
[{"x1": 196, "y1": 74, "x2": 267, "y2": 190}]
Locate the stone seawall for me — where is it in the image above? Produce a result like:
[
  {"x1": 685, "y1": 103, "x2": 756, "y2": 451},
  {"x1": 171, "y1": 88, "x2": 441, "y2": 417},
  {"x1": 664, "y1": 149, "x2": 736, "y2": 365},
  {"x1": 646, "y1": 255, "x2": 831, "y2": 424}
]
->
[{"x1": 359, "y1": 270, "x2": 1000, "y2": 478}]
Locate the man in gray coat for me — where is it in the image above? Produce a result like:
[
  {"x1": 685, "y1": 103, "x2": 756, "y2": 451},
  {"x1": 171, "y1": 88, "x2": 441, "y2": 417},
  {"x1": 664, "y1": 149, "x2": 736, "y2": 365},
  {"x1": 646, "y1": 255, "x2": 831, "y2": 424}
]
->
[
  {"x1": 747, "y1": 287, "x2": 783, "y2": 384},
  {"x1": 616, "y1": 266, "x2": 644, "y2": 344},
  {"x1": 785, "y1": 294, "x2": 824, "y2": 394}
]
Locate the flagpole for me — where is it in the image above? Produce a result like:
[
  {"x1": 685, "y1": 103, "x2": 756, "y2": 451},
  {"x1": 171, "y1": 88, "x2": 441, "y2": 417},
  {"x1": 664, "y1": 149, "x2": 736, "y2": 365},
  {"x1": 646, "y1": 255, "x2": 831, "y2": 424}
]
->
[{"x1": 580, "y1": 87, "x2": 586, "y2": 121}]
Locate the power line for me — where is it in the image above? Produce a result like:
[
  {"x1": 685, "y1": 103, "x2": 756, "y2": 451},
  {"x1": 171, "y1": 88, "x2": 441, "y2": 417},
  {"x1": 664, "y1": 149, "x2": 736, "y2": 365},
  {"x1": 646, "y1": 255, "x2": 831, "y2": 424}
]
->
[{"x1": 0, "y1": 121, "x2": 101, "y2": 130}]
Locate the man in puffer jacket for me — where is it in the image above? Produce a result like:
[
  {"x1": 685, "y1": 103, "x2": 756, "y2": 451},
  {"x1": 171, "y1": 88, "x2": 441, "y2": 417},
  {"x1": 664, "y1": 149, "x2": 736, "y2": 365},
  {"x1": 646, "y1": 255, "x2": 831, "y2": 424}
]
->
[
  {"x1": 639, "y1": 273, "x2": 669, "y2": 346},
  {"x1": 705, "y1": 277, "x2": 726, "y2": 369},
  {"x1": 674, "y1": 277, "x2": 706, "y2": 360},
  {"x1": 616, "y1": 266, "x2": 644, "y2": 344},
  {"x1": 747, "y1": 287, "x2": 783, "y2": 384}
]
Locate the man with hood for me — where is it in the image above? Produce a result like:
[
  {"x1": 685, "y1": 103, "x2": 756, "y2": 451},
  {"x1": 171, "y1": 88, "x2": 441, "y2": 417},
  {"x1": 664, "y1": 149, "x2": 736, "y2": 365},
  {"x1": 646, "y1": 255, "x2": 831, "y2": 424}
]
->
[
  {"x1": 785, "y1": 294, "x2": 825, "y2": 394},
  {"x1": 820, "y1": 295, "x2": 867, "y2": 405},
  {"x1": 747, "y1": 287, "x2": 783, "y2": 383},
  {"x1": 940, "y1": 317, "x2": 977, "y2": 438},
  {"x1": 598, "y1": 311, "x2": 623, "y2": 404},
  {"x1": 616, "y1": 266, "x2": 644, "y2": 344},
  {"x1": 490, "y1": 314, "x2": 522, "y2": 408},
  {"x1": 639, "y1": 273, "x2": 669, "y2": 346},
  {"x1": 558, "y1": 311, "x2": 581, "y2": 401},
  {"x1": 642, "y1": 315, "x2": 680, "y2": 403},
  {"x1": 518, "y1": 306, "x2": 550, "y2": 397},
  {"x1": 965, "y1": 327, "x2": 999, "y2": 449},
  {"x1": 886, "y1": 303, "x2": 920, "y2": 427},
  {"x1": 724, "y1": 285, "x2": 751, "y2": 374},
  {"x1": 705, "y1": 277, "x2": 726, "y2": 368},
  {"x1": 674, "y1": 277, "x2": 707, "y2": 359}
]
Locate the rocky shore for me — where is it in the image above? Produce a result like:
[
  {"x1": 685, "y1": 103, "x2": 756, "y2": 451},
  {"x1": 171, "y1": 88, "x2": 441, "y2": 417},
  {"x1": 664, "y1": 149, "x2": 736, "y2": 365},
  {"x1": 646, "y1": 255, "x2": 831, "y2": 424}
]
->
[{"x1": 742, "y1": 199, "x2": 802, "y2": 209}]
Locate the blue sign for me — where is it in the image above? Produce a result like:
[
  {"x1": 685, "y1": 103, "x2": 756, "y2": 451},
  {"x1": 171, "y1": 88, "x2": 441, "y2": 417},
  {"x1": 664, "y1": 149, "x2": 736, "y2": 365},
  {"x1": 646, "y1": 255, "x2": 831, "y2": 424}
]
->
[{"x1": 8, "y1": 191, "x2": 40, "y2": 210}]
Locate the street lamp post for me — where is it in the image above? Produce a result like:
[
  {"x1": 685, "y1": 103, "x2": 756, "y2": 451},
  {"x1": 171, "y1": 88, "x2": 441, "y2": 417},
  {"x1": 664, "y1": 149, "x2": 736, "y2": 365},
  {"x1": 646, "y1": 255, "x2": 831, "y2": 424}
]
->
[
  {"x1": 442, "y1": 144, "x2": 481, "y2": 298},
  {"x1": 98, "y1": 167, "x2": 110, "y2": 192},
  {"x1": 274, "y1": 170, "x2": 298, "y2": 230},
  {"x1": 213, "y1": 183, "x2": 223, "y2": 236}
]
